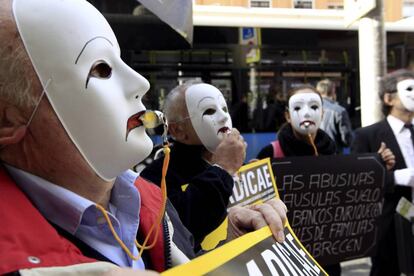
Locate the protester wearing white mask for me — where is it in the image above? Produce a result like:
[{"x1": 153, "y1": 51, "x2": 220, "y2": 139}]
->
[
  {"x1": 0, "y1": 0, "x2": 289, "y2": 274},
  {"x1": 258, "y1": 84, "x2": 394, "y2": 276},
  {"x1": 256, "y1": 85, "x2": 342, "y2": 275},
  {"x1": 257, "y1": 85, "x2": 336, "y2": 159},
  {"x1": 141, "y1": 82, "x2": 247, "y2": 250},
  {"x1": 352, "y1": 69, "x2": 414, "y2": 276}
]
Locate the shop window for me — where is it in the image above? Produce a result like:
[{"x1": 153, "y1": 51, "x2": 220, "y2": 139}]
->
[
  {"x1": 293, "y1": 0, "x2": 313, "y2": 9},
  {"x1": 249, "y1": 0, "x2": 271, "y2": 7}
]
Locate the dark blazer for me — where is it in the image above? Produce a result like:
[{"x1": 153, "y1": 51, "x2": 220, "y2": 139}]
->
[{"x1": 351, "y1": 119, "x2": 412, "y2": 276}]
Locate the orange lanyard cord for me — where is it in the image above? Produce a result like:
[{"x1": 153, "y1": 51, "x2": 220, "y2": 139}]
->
[
  {"x1": 308, "y1": 133, "x2": 319, "y2": 156},
  {"x1": 95, "y1": 143, "x2": 171, "y2": 261}
]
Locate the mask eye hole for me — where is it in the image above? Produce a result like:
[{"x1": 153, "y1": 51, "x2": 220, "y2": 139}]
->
[
  {"x1": 294, "y1": 106, "x2": 300, "y2": 111},
  {"x1": 407, "y1": 86, "x2": 413, "y2": 92},
  {"x1": 311, "y1": 105, "x2": 319, "y2": 110},
  {"x1": 222, "y1": 106, "x2": 228, "y2": 113},
  {"x1": 90, "y1": 61, "x2": 112, "y2": 79},
  {"x1": 203, "y1": 108, "x2": 216, "y2": 116},
  {"x1": 86, "y1": 60, "x2": 112, "y2": 88}
]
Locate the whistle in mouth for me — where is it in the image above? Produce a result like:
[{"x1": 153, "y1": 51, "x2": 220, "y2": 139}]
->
[{"x1": 139, "y1": 110, "x2": 169, "y2": 144}]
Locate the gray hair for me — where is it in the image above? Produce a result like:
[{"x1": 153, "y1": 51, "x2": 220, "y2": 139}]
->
[
  {"x1": 0, "y1": 0, "x2": 37, "y2": 110},
  {"x1": 163, "y1": 79, "x2": 204, "y2": 123}
]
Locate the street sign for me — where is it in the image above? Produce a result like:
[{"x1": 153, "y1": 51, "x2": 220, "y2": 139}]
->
[{"x1": 239, "y1": 27, "x2": 261, "y2": 64}]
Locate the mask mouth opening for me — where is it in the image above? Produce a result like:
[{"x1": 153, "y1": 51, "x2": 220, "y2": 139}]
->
[
  {"x1": 300, "y1": 120, "x2": 315, "y2": 128},
  {"x1": 217, "y1": 126, "x2": 230, "y2": 135},
  {"x1": 125, "y1": 110, "x2": 146, "y2": 141}
]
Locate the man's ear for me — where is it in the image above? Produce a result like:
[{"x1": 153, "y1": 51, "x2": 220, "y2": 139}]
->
[
  {"x1": 0, "y1": 104, "x2": 27, "y2": 145},
  {"x1": 383, "y1": 93, "x2": 394, "y2": 106},
  {"x1": 168, "y1": 122, "x2": 186, "y2": 141}
]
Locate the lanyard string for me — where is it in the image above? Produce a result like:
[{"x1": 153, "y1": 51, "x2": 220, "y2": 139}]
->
[
  {"x1": 95, "y1": 143, "x2": 171, "y2": 260},
  {"x1": 308, "y1": 133, "x2": 319, "y2": 156}
]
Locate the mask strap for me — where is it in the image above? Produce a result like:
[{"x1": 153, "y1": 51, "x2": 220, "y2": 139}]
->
[{"x1": 26, "y1": 78, "x2": 52, "y2": 128}]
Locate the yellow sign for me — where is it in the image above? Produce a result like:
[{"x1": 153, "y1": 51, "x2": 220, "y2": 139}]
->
[
  {"x1": 163, "y1": 225, "x2": 328, "y2": 276},
  {"x1": 201, "y1": 158, "x2": 278, "y2": 250}
]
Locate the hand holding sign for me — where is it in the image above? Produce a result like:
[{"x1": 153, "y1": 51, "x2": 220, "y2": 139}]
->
[
  {"x1": 227, "y1": 198, "x2": 287, "y2": 243},
  {"x1": 377, "y1": 142, "x2": 395, "y2": 170}
]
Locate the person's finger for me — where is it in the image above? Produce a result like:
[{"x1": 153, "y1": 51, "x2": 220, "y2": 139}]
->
[
  {"x1": 377, "y1": 142, "x2": 386, "y2": 154},
  {"x1": 262, "y1": 198, "x2": 288, "y2": 237},
  {"x1": 382, "y1": 150, "x2": 394, "y2": 160},
  {"x1": 228, "y1": 206, "x2": 267, "y2": 236},
  {"x1": 230, "y1": 128, "x2": 240, "y2": 137},
  {"x1": 249, "y1": 203, "x2": 285, "y2": 242}
]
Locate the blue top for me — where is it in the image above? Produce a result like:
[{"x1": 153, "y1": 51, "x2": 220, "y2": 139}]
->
[{"x1": 5, "y1": 165, "x2": 145, "y2": 269}]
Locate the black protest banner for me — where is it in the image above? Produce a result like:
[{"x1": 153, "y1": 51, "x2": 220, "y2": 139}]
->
[
  {"x1": 272, "y1": 154, "x2": 385, "y2": 265},
  {"x1": 163, "y1": 226, "x2": 328, "y2": 276},
  {"x1": 201, "y1": 159, "x2": 278, "y2": 250}
]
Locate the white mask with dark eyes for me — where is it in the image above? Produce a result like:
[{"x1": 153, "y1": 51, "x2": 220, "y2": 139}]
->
[
  {"x1": 185, "y1": 84, "x2": 232, "y2": 152},
  {"x1": 397, "y1": 79, "x2": 414, "y2": 112},
  {"x1": 14, "y1": 0, "x2": 152, "y2": 181},
  {"x1": 288, "y1": 91, "x2": 322, "y2": 136}
]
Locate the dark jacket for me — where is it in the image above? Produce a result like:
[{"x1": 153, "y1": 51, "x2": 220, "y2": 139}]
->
[
  {"x1": 0, "y1": 168, "x2": 195, "y2": 275},
  {"x1": 140, "y1": 140, "x2": 234, "y2": 250},
  {"x1": 257, "y1": 124, "x2": 337, "y2": 159},
  {"x1": 351, "y1": 119, "x2": 412, "y2": 276}
]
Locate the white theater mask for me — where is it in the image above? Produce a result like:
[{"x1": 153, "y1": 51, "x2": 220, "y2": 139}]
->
[
  {"x1": 185, "y1": 84, "x2": 232, "y2": 152},
  {"x1": 397, "y1": 79, "x2": 414, "y2": 112},
  {"x1": 14, "y1": 0, "x2": 153, "y2": 181},
  {"x1": 288, "y1": 91, "x2": 322, "y2": 136}
]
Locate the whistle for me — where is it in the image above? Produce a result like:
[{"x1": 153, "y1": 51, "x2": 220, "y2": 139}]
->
[{"x1": 139, "y1": 110, "x2": 169, "y2": 144}]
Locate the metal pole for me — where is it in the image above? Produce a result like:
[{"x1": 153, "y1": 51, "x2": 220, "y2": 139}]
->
[{"x1": 358, "y1": 0, "x2": 386, "y2": 127}]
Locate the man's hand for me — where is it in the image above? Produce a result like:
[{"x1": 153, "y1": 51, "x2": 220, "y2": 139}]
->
[
  {"x1": 394, "y1": 168, "x2": 414, "y2": 187},
  {"x1": 377, "y1": 142, "x2": 395, "y2": 171},
  {"x1": 212, "y1": 128, "x2": 246, "y2": 175},
  {"x1": 227, "y1": 198, "x2": 287, "y2": 243}
]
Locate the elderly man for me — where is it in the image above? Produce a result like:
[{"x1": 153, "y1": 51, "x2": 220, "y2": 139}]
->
[
  {"x1": 141, "y1": 82, "x2": 246, "y2": 250},
  {"x1": 0, "y1": 0, "x2": 287, "y2": 275}
]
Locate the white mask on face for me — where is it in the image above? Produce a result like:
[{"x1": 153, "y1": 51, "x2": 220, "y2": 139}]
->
[
  {"x1": 185, "y1": 84, "x2": 232, "y2": 152},
  {"x1": 288, "y1": 91, "x2": 322, "y2": 136},
  {"x1": 13, "y1": 0, "x2": 153, "y2": 181},
  {"x1": 397, "y1": 79, "x2": 414, "y2": 112}
]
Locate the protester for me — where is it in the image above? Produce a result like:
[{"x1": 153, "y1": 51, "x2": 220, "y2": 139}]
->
[
  {"x1": 0, "y1": 0, "x2": 288, "y2": 274},
  {"x1": 256, "y1": 84, "x2": 341, "y2": 274},
  {"x1": 141, "y1": 82, "x2": 246, "y2": 250},
  {"x1": 257, "y1": 84, "x2": 336, "y2": 159},
  {"x1": 256, "y1": 84, "x2": 395, "y2": 276},
  {"x1": 316, "y1": 79, "x2": 353, "y2": 153},
  {"x1": 351, "y1": 69, "x2": 414, "y2": 276}
]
